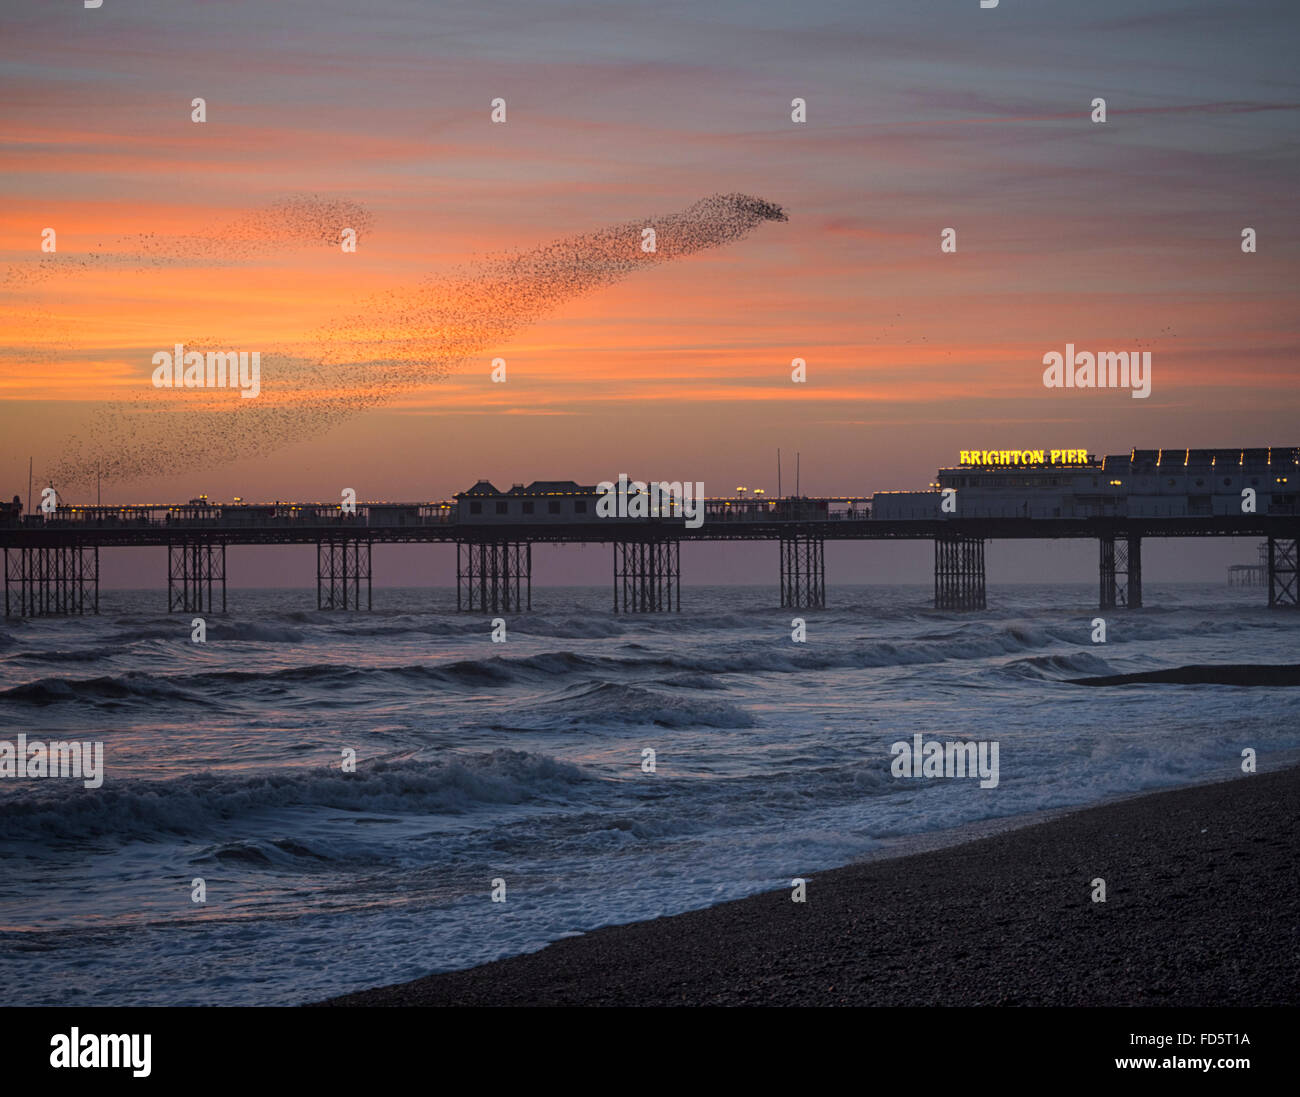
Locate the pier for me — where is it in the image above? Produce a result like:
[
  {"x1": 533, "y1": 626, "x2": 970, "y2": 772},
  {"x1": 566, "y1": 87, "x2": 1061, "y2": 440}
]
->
[
  {"x1": 3, "y1": 495, "x2": 1298, "y2": 616},
  {"x1": 1228, "y1": 542, "x2": 1269, "y2": 589}
]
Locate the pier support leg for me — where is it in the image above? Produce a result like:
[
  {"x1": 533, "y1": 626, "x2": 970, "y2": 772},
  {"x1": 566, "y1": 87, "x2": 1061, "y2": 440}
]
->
[
  {"x1": 4, "y1": 543, "x2": 99, "y2": 617},
  {"x1": 614, "y1": 540, "x2": 680, "y2": 613},
  {"x1": 317, "y1": 538, "x2": 372, "y2": 610},
  {"x1": 1267, "y1": 536, "x2": 1298, "y2": 608},
  {"x1": 779, "y1": 533, "x2": 825, "y2": 609},
  {"x1": 1100, "y1": 534, "x2": 1142, "y2": 609},
  {"x1": 934, "y1": 533, "x2": 985, "y2": 611},
  {"x1": 457, "y1": 540, "x2": 531, "y2": 613},
  {"x1": 168, "y1": 540, "x2": 226, "y2": 614}
]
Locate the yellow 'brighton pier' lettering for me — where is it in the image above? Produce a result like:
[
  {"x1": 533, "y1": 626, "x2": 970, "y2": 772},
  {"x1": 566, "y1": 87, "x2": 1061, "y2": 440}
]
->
[{"x1": 958, "y1": 449, "x2": 1090, "y2": 466}]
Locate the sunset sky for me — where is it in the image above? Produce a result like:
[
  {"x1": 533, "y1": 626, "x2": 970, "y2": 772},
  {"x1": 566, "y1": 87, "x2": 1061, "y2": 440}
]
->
[{"x1": 2, "y1": 0, "x2": 1296, "y2": 585}]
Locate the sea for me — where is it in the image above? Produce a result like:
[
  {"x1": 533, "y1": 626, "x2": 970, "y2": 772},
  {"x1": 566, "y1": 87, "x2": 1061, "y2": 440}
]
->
[{"x1": 1, "y1": 583, "x2": 1297, "y2": 1005}]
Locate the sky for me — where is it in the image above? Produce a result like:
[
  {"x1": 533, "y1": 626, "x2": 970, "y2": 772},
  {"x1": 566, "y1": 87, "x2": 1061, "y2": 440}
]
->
[{"x1": 1, "y1": 0, "x2": 1297, "y2": 586}]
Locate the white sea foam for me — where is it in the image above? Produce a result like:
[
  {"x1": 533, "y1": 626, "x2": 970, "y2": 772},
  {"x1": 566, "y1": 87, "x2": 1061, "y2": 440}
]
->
[{"x1": 1, "y1": 583, "x2": 1297, "y2": 1005}]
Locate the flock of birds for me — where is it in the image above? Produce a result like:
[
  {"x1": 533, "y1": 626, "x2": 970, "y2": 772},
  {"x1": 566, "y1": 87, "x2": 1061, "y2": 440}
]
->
[
  {"x1": 6, "y1": 193, "x2": 787, "y2": 488},
  {"x1": 3, "y1": 196, "x2": 376, "y2": 288}
]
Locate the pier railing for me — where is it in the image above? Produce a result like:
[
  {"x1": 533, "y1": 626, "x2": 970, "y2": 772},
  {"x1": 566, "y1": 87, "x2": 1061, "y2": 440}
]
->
[{"x1": 2, "y1": 498, "x2": 873, "y2": 530}]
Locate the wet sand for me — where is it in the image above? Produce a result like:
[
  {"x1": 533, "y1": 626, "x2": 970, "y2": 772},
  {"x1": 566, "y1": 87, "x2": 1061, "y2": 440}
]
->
[
  {"x1": 318, "y1": 765, "x2": 1299, "y2": 1007},
  {"x1": 1070, "y1": 664, "x2": 1300, "y2": 687}
]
